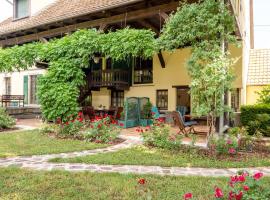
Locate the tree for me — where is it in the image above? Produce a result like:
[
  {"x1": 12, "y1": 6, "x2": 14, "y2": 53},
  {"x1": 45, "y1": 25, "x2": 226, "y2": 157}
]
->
[{"x1": 159, "y1": 0, "x2": 238, "y2": 136}]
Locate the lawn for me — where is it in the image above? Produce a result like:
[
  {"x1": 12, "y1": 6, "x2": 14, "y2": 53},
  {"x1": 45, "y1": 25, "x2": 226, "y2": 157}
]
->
[
  {"x1": 0, "y1": 130, "x2": 108, "y2": 157},
  {"x1": 1, "y1": 167, "x2": 269, "y2": 200},
  {"x1": 51, "y1": 146, "x2": 270, "y2": 168}
]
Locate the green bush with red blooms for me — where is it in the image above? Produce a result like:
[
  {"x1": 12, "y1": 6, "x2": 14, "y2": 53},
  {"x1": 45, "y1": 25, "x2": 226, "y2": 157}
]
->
[
  {"x1": 136, "y1": 172, "x2": 269, "y2": 200},
  {"x1": 83, "y1": 115, "x2": 120, "y2": 143},
  {"x1": 184, "y1": 171, "x2": 269, "y2": 200},
  {"x1": 141, "y1": 118, "x2": 184, "y2": 150},
  {"x1": 209, "y1": 136, "x2": 239, "y2": 156},
  {"x1": 42, "y1": 112, "x2": 121, "y2": 143}
]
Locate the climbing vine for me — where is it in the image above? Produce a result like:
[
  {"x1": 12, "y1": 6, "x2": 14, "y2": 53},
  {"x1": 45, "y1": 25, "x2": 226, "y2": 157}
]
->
[
  {"x1": 0, "y1": 28, "x2": 157, "y2": 122},
  {"x1": 159, "y1": 0, "x2": 238, "y2": 135}
]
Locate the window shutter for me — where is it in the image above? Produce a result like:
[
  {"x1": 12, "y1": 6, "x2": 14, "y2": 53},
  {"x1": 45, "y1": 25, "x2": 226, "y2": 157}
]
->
[{"x1": 23, "y1": 75, "x2": 28, "y2": 104}]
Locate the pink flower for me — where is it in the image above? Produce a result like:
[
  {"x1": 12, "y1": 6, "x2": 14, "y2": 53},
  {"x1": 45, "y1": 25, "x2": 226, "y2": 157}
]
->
[
  {"x1": 228, "y1": 148, "x2": 236, "y2": 154},
  {"x1": 214, "y1": 187, "x2": 223, "y2": 198},
  {"x1": 253, "y1": 172, "x2": 263, "y2": 180},
  {"x1": 243, "y1": 185, "x2": 249, "y2": 191},
  {"x1": 227, "y1": 139, "x2": 232, "y2": 145},
  {"x1": 183, "y1": 193, "x2": 193, "y2": 200}
]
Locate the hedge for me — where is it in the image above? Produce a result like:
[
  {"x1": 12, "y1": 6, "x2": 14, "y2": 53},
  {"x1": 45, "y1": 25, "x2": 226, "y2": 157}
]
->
[{"x1": 240, "y1": 104, "x2": 270, "y2": 136}]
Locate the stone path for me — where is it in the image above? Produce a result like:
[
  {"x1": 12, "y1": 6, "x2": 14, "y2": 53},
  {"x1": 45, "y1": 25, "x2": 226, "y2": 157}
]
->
[{"x1": 0, "y1": 136, "x2": 270, "y2": 177}]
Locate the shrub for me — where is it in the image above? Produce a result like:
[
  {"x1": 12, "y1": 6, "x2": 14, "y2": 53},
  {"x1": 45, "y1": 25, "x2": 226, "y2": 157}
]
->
[
  {"x1": 83, "y1": 116, "x2": 120, "y2": 143},
  {"x1": 257, "y1": 85, "x2": 270, "y2": 104},
  {"x1": 0, "y1": 107, "x2": 15, "y2": 130},
  {"x1": 142, "y1": 119, "x2": 183, "y2": 150},
  {"x1": 240, "y1": 104, "x2": 270, "y2": 136},
  {"x1": 209, "y1": 135, "x2": 239, "y2": 155}
]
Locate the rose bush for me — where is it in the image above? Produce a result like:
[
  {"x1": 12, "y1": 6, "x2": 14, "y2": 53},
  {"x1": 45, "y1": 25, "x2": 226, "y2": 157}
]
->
[
  {"x1": 41, "y1": 112, "x2": 121, "y2": 143},
  {"x1": 182, "y1": 171, "x2": 270, "y2": 200},
  {"x1": 209, "y1": 135, "x2": 239, "y2": 156},
  {"x1": 141, "y1": 119, "x2": 183, "y2": 150}
]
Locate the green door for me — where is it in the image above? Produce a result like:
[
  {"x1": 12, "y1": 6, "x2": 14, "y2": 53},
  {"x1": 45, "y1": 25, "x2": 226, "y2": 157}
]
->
[{"x1": 23, "y1": 75, "x2": 28, "y2": 104}]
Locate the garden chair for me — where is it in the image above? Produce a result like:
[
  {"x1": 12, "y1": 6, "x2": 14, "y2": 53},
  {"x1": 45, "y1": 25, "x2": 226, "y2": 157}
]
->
[
  {"x1": 171, "y1": 111, "x2": 198, "y2": 135},
  {"x1": 151, "y1": 106, "x2": 166, "y2": 120},
  {"x1": 176, "y1": 106, "x2": 187, "y2": 121}
]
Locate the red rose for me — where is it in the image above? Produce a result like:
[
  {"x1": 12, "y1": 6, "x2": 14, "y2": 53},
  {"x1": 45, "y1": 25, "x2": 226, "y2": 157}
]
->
[
  {"x1": 138, "y1": 178, "x2": 146, "y2": 185},
  {"x1": 97, "y1": 124, "x2": 102, "y2": 129},
  {"x1": 214, "y1": 187, "x2": 223, "y2": 198},
  {"x1": 183, "y1": 192, "x2": 193, "y2": 200},
  {"x1": 243, "y1": 185, "x2": 249, "y2": 191},
  {"x1": 238, "y1": 175, "x2": 245, "y2": 182},
  {"x1": 253, "y1": 172, "x2": 263, "y2": 180},
  {"x1": 235, "y1": 191, "x2": 243, "y2": 200},
  {"x1": 78, "y1": 112, "x2": 83, "y2": 116}
]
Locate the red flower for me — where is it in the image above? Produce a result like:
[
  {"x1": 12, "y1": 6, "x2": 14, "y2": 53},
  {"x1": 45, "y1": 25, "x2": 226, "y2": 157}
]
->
[
  {"x1": 229, "y1": 191, "x2": 235, "y2": 200},
  {"x1": 228, "y1": 148, "x2": 236, "y2": 154},
  {"x1": 97, "y1": 124, "x2": 102, "y2": 129},
  {"x1": 235, "y1": 191, "x2": 243, "y2": 200},
  {"x1": 183, "y1": 193, "x2": 193, "y2": 200},
  {"x1": 243, "y1": 185, "x2": 249, "y2": 191},
  {"x1": 90, "y1": 125, "x2": 94, "y2": 128},
  {"x1": 65, "y1": 121, "x2": 69, "y2": 125},
  {"x1": 138, "y1": 178, "x2": 146, "y2": 185},
  {"x1": 253, "y1": 172, "x2": 263, "y2": 180},
  {"x1": 214, "y1": 187, "x2": 223, "y2": 198},
  {"x1": 119, "y1": 123, "x2": 124, "y2": 127},
  {"x1": 238, "y1": 175, "x2": 246, "y2": 182},
  {"x1": 78, "y1": 117, "x2": 83, "y2": 122},
  {"x1": 78, "y1": 111, "x2": 83, "y2": 116}
]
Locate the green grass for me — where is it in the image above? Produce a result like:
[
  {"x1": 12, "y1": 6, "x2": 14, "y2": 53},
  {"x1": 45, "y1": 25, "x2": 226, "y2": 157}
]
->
[
  {"x1": 0, "y1": 130, "x2": 108, "y2": 157},
  {"x1": 1, "y1": 167, "x2": 270, "y2": 200},
  {"x1": 51, "y1": 146, "x2": 270, "y2": 168}
]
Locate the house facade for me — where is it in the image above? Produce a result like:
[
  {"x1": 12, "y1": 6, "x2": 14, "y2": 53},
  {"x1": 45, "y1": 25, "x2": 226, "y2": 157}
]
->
[{"x1": 0, "y1": 0, "x2": 248, "y2": 114}]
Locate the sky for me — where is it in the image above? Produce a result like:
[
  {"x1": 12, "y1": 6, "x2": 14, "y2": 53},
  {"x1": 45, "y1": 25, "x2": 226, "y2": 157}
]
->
[
  {"x1": 253, "y1": 0, "x2": 270, "y2": 48},
  {"x1": 0, "y1": 0, "x2": 269, "y2": 48}
]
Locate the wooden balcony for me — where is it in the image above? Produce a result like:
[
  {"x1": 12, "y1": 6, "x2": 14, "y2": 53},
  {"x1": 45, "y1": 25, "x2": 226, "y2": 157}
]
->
[{"x1": 89, "y1": 69, "x2": 130, "y2": 90}]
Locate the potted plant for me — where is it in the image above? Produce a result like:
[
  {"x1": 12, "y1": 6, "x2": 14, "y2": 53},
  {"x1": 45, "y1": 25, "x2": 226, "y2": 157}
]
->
[{"x1": 140, "y1": 101, "x2": 153, "y2": 127}]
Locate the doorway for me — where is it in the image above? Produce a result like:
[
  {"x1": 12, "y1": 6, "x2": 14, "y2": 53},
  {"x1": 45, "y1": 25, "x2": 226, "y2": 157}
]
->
[{"x1": 176, "y1": 86, "x2": 190, "y2": 114}]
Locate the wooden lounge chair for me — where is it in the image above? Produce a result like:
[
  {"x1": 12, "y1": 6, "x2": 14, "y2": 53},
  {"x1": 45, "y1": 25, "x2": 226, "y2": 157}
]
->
[{"x1": 171, "y1": 111, "x2": 198, "y2": 135}]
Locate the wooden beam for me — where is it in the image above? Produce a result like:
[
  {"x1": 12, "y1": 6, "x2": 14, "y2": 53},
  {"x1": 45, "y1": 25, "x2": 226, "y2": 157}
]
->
[
  {"x1": 160, "y1": 12, "x2": 169, "y2": 20},
  {"x1": 98, "y1": 24, "x2": 107, "y2": 32},
  {"x1": 158, "y1": 51, "x2": 165, "y2": 68},
  {"x1": 0, "y1": 2, "x2": 179, "y2": 46},
  {"x1": 137, "y1": 19, "x2": 159, "y2": 34},
  {"x1": 39, "y1": 37, "x2": 48, "y2": 43}
]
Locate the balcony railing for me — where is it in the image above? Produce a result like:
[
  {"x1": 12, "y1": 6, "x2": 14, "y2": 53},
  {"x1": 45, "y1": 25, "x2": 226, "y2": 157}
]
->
[{"x1": 90, "y1": 69, "x2": 130, "y2": 89}]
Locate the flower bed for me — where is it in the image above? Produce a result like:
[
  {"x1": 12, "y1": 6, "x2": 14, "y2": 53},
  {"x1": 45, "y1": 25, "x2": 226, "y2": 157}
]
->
[{"x1": 41, "y1": 112, "x2": 122, "y2": 144}]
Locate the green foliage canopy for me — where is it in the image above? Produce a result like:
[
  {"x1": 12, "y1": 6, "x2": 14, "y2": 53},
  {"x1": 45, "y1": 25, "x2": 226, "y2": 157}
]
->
[{"x1": 0, "y1": 28, "x2": 157, "y2": 122}]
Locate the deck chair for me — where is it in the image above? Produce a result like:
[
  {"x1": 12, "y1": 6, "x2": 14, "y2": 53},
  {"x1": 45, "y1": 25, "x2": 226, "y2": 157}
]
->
[
  {"x1": 176, "y1": 106, "x2": 187, "y2": 121},
  {"x1": 171, "y1": 111, "x2": 198, "y2": 135}
]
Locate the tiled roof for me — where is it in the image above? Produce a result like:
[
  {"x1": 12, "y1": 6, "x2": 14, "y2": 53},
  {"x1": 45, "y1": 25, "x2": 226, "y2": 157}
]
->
[
  {"x1": 247, "y1": 49, "x2": 270, "y2": 85},
  {"x1": 0, "y1": 0, "x2": 142, "y2": 36}
]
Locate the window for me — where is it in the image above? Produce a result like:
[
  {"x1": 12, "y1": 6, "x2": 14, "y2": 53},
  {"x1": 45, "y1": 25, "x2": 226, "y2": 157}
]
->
[
  {"x1": 4, "y1": 77, "x2": 11, "y2": 95},
  {"x1": 14, "y1": 0, "x2": 29, "y2": 19},
  {"x1": 156, "y1": 90, "x2": 168, "y2": 110},
  {"x1": 133, "y1": 57, "x2": 153, "y2": 84},
  {"x1": 111, "y1": 90, "x2": 124, "y2": 107},
  {"x1": 231, "y1": 88, "x2": 241, "y2": 112},
  {"x1": 29, "y1": 75, "x2": 38, "y2": 104}
]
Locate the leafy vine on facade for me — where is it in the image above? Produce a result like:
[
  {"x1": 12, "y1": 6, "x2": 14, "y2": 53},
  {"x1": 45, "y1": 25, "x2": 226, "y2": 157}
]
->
[{"x1": 0, "y1": 0, "x2": 238, "y2": 125}]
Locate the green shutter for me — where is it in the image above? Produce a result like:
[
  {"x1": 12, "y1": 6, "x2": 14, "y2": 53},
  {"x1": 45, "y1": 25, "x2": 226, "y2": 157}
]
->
[
  {"x1": 23, "y1": 75, "x2": 28, "y2": 104},
  {"x1": 36, "y1": 74, "x2": 42, "y2": 104}
]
